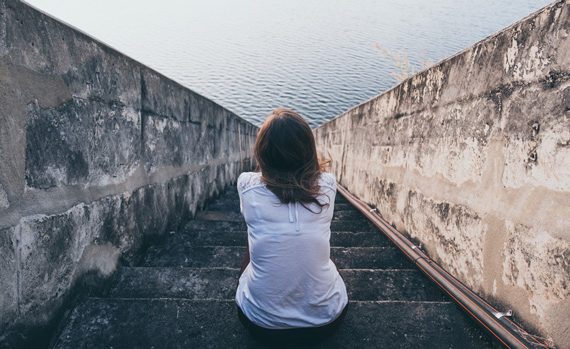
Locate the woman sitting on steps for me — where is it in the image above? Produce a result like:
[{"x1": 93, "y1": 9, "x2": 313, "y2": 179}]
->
[{"x1": 235, "y1": 108, "x2": 348, "y2": 345}]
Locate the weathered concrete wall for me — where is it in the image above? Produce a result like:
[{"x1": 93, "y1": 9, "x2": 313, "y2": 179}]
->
[
  {"x1": 315, "y1": 1, "x2": 570, "y2": 346},
  {"x1": 0, "y1": 0, "x2": 257, "y2": 344}
]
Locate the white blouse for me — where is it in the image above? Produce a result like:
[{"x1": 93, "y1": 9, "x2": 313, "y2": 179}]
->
[{"x1": 235, "y1": 171, "x2": 348, "y2": 329}]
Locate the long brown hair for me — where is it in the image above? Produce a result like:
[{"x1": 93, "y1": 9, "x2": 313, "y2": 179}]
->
[{"x1": 254, "y1": 108, "x2": 331, "y2": 212}]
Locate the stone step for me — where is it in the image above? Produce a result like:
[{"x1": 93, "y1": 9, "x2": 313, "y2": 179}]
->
[
  {"x1": 152, "y1": 229, "x2": 392, "y2": 248},
  {"x1": 141, "y1": 245, "x2": 412, "y2": 269},
  {"x1": 212, "y1": 184, "x2": 346, "y2": 199},
  {"x1": 196, "y1": 209, "x2": 366, "y2": 222},
  {"x1": 203, "y1": 200, "x2": 241, "y2": 212},
  {"x1": 335, "y1": 194, "x2": 349, "y2": 203},
  {"x1": 330, "y1": 231, "x2": 391, "y2": 247},
  {"x1": 109, "y1": 267, "x2": 447, "y2": 302},
  {"x1": 331, "y1": 247, "x2": 412, "y2": 269},
  {"x1": 206, "y1": 189, "x2": 347, "y2": 203},
  {"x1": 332, "y1": 210, "x2": 368, "y2": 220},
  {"x1": 195, "y1": 211, "x2": 244, "y2": 222},
  {"x1": 341, "y1": 269, "x2": 447, "y2": 302},
  {"x1": 183, "y1": 220, "x2": 247, "y2": 232},
  {"x1": 109, "y1": 267, "x2": 239, "y2": 300},
  {"x1": 333, "y1": 203, "x2": 357, "y2": 211},
  {"x1": 53, "y1": 298, "x2": 497, "y2": 349},
  {"x1": 142, "y1": 245, "x2": 245, "y2": 268},
  {"x1": 51, "y1": 187, "x2": 500, "y2": 348},
  {"x1": 215, "y1": 191, "x2": 347, "y2": 203},
  {"x1": 330, "y1": 219, "x2": 375, "y2": 231},
  {"x1": 182, "y1": 218, "x2": 376, "y2": 233},
  {"x1": 205, "y1": 199, "x2": 358, "y2": 213},
  {"x1": 217, "y1": 188, "x2": 239, "y2": 197},
  {"x1": 204, "y1": 193, "x2": 237, "y2": 204},
  {"x1": 150, "y1": 230, "x2": 251, "y2": 248}
]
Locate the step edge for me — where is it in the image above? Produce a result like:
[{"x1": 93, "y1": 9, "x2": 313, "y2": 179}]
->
[
  {"x1": 83, "y1": 297, "x2": 453, "y2": 305},
  {"x1": 159, "y1": 245, "x2": 394, "y2": 251},
  {"x1": 117, "y1": 266, "x2": 418, "y2": 272}
]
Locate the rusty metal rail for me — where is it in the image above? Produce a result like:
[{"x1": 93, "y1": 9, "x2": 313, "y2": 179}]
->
[{"x1": 336, "y1": 184, "x2": 555, "y2": 349}]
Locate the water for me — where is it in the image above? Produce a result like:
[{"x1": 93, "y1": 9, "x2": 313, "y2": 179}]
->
[{"x1": 27, "y1": 0, "x2": 552, "y2": 127}]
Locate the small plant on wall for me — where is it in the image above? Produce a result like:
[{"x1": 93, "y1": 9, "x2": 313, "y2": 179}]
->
[{"x1": 373, "y1": 42, "x2": 434, "y2": 83}]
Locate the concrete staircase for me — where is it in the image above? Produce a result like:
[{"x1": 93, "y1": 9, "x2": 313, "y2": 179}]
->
[{"x1": 51, "y1": 186, "x2": 498, "y2": 348}]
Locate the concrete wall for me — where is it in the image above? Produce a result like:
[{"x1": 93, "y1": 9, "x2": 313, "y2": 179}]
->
[
  {"x1": 0, "y1": 0, "x2": 257, "y2": 344},
  {"x1": 315, "y1": 1, "x2": 569, "y2": 346}
]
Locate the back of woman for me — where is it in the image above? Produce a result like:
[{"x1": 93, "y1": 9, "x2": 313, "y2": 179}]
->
[{"x1": 235, "y1": 108, "x2": 348, "y2": 343}]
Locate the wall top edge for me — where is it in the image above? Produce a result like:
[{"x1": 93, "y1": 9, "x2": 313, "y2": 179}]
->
[
  {"x1": 10, "y1": 0, "x2": 258, "y2": 130},
  {"x1": 314, "y1": 0, "x2": 566, "y2": 131}
]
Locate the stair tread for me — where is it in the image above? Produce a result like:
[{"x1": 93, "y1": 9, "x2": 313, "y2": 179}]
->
[
  {"x1": 183, "y1": 218, "x2": 376, "y2": 233},
  {"x1": 141, "y1": 245, "x2": 413, "y2": 269},
  {"x1": 53, "y1": 298, "x2": 496, "y2": 349},
  {"x1": 109, "y1": 267, "x2": 239, "y2": 300},
  {"x1": 109, "y1": 267, "x2": 447, "y2": 302},
  {"x1": 205, "y1": 200, "x2": 358, "y2": 214},
  {"x1": 145, "y1": 229, "x2": 392, "y2": 248},
  {"x1": 52, "y1": 187, "x2": 498, "y2": 348},
  {"x1": 196, "y1": 209, "x2": 367, "y2": 222}
]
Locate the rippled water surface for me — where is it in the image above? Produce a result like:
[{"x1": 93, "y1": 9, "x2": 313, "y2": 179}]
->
[{"x1": 28, "y1": 0, "x2": 552, "y2": 127}]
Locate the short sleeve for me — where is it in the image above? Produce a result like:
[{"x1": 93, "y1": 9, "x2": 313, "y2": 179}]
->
[
  {"x1": 239, "y1": 194, "x2": 243, "y2": 214},
  {"x1": 237, "y1": 172, "x2": 263, "y2": 194},
  {"x1": 237, "y1": 173, "x2": 246, "y2": 214},
  {"x1": 319, "y1": 172, "x2": 337, "y2": 190},
  {"x1": 237, "y1": 172, "x2": 246, "y2": 193}
]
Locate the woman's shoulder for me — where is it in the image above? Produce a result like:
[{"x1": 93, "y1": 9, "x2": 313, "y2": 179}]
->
[
  {"x1": 237, "y1": 172, "x2": 263, "y2": 193},
  {"x1": 237, "y1": 171, "x2": 336, "y2": 193},
  {"x1": 318, "y1": 172, "x2": 337, "y2": 189}
]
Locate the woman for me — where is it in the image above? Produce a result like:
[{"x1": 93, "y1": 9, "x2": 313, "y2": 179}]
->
[{"x1": 235, "y1": 108, "x2": 348, "y2": 345}]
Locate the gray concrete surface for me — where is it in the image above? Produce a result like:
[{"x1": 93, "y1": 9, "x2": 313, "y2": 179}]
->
[
  {"x1": 0, "y1": 0, "x2": 257, "y2": 345},
  {"x1": 314, "y1": 1, "x2": 570, "y2": 346}
]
